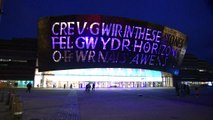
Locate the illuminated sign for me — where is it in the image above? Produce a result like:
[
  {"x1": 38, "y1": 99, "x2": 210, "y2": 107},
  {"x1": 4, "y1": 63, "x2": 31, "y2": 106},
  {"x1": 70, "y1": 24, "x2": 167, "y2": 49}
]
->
[{"x1": 38, "y1": 15, "x2": 187, "y2": 74}]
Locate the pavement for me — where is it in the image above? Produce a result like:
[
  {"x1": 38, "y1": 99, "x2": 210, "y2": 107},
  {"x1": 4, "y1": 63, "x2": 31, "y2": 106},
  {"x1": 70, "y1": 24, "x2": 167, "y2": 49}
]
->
[{"x1": 0, "y1": 87, "x2": 213, "y2": 120}]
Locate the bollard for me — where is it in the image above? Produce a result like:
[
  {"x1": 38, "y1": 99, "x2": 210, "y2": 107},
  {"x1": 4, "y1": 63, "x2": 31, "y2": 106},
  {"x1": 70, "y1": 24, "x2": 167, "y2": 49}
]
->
[
  {"x1": 9, "y1": 94, "x2": 16, "y2": 109},
  {"x1": 12, "y1": 96, "x2": 23, "y2": 120},
  {"x1": 11, "y1": 94, "x2": 19, "y2": 110}
]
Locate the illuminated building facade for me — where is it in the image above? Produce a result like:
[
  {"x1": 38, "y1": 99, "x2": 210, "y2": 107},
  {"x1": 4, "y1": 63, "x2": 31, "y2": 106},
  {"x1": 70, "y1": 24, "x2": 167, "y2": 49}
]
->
[
  {"x1": 35, "y1": 15, "x2": 187, "y2": 88},
  {"x1": 1, "y1": 15, "x2": 194, "y2": 88}
]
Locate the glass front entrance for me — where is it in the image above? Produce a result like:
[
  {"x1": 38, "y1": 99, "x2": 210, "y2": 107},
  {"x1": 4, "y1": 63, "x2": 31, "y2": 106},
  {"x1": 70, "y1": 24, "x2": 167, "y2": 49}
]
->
[{"x1": 34, "y1": 68, "x2": 173, "y2": 88}]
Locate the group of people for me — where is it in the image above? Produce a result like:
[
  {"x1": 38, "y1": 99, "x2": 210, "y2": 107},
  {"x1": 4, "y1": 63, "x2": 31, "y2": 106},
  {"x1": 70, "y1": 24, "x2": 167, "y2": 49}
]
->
[
  {"x1": 63, "y1": 84, "x2": 73, "y2": 89},
  {"x1": 85, "y1": 83, "x2": 95, "y2": 92},
  {"x1": 26, "y1": 82, "x2": 96, "y2": 93},
  {"x1": 175, "y1": 83, "x2": 190, "y2": 96},
  {"x1": 62, "y1": 83, "x2": 95, "y2": 92}
]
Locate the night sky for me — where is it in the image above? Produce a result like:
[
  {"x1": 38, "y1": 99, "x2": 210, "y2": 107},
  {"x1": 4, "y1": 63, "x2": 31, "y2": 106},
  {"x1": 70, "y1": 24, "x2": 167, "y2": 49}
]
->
[{"x1": 0, "y1": 0, "x2": 213, "y2": 64}]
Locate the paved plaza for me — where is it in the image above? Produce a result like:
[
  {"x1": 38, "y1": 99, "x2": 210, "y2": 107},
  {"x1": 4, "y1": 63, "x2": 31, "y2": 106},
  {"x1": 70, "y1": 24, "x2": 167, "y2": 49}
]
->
[{"x1": 0, "y1": 87, "x2": 213, "y2": 120}]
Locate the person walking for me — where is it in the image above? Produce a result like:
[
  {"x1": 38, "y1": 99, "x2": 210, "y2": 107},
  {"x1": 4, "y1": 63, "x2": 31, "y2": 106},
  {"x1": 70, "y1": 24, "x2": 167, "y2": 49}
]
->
[
  {"x1": 26, "y1": 82, "x2": 32, "y2": 93},
  {"x1": 92, "y1": 83, "x2": 95, "y2": 91},
  {"x1": 174, "y1": 82, "x2": 180, "y2": 96},
  {"x1": 85, "y1": 83, "x2": 91, "y2": 92}
]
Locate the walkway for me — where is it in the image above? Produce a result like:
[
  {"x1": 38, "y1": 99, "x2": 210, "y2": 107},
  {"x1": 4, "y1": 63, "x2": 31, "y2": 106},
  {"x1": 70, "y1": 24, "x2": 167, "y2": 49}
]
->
[{"x1": 0, "y1": 87, "x2": 213, "y2": 120}]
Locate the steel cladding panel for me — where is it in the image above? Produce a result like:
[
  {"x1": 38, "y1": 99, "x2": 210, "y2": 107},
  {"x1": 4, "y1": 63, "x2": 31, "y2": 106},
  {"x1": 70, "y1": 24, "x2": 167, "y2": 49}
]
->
[{"x1": 38, "y1": 15, "x2": 187, "y2": 74}]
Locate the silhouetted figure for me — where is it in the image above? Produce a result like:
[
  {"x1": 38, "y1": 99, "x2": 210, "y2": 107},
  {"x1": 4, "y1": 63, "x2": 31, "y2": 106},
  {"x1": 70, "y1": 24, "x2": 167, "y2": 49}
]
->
[
  {"x1": 92, "y1": 83, "x2": 95, "y2": 91},
  {"x1": 174, "y1": 82, "x2": 180, "y2": 96},
  {"x1": 85, "y1": 83, "x2": 91, "y2": 92},
  {"x1": 70, "y1": 84, "x2": 72, "y2": 89},
  {"x1": 183, "y1": 84, "x2": 186, "y2": 96},
  {"x1": 186, "y1": 84, "x2": 190, "y2": 95},
  {"x1": 26, "y1": 82, "x2": 32, "y2": 93},
  {"x1": 64, "y1": 84, "x2": 66, "y2": 89},
  {"x1": 53, "y1": 84, "x2": 56, "y2": 88},
  {"x1": 195, "y1": 86, "x2": 199, "y2": 97}
]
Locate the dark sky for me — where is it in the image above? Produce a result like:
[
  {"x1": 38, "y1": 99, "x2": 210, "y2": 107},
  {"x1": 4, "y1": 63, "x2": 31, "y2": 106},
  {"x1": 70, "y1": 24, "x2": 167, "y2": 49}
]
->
[{"x1": 0, "y1": 0, "x2": 213, "y2": 64}]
